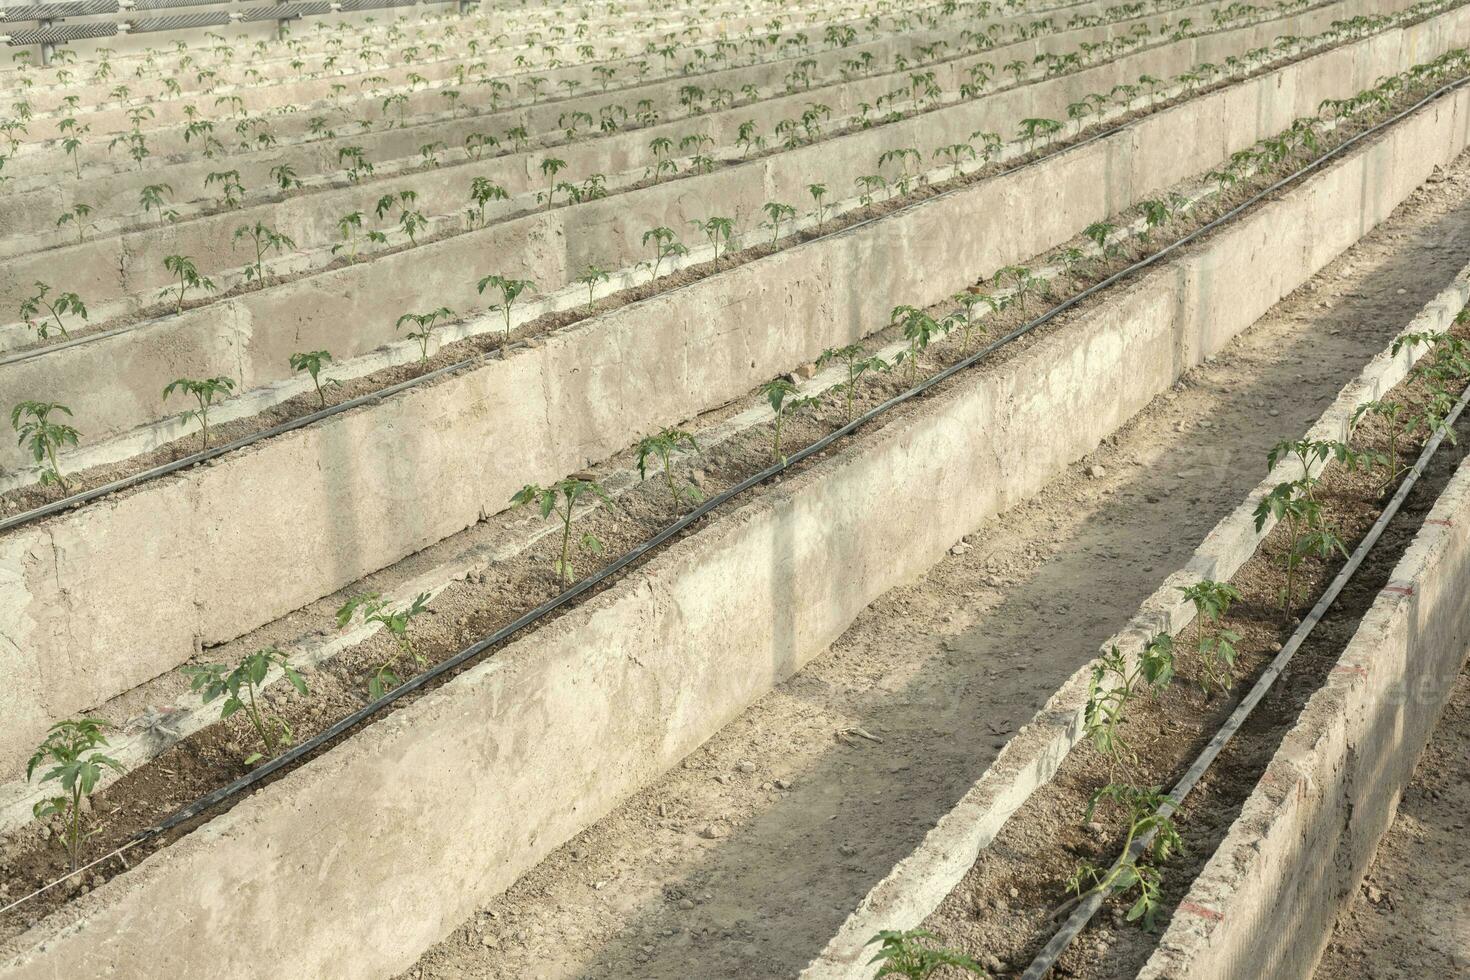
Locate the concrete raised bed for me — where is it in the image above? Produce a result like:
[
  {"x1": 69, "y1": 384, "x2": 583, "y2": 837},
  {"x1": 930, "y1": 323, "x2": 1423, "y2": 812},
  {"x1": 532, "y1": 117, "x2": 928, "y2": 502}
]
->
[
  {"x1": 1134, "y1": 392, "x2": 1470, "y2": 980},
  {"x1": 0, "y1": 0, "x2": 1215, "y2": 298},
  {"x1": 0, "y1": 0, "x2": 1439, "y2": 470},
  {"x1": 799, "y1": 112, "x2": 1470, "y2": 980},
  {"x1": 3, "y1": 57, "x2": 1465, "y2": 980},
  {"x1": 3, "y1": 7, "x2": 1464, "y2": 774}
]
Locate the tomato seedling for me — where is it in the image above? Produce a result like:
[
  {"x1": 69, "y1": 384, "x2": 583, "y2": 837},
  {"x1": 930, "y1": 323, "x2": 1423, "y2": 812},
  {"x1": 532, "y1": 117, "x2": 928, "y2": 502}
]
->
[
  {"x1": 1177, "y1": 580, "x2": 1243, "y2": 695},
  {"x1": 162, "y1": 375, "x2": 235, "y2": 450},
  {"x1": 337, "y1": 592, "x2": 432, "y2": 701},
  {"x1": 290, "y1": 350, "x2": 338, "y2": 407},
  {"x1": 476, "y1": 274, "x2": 535, "y2": 342},
  {"x1": 232, "y1": 221, "x2": 296, "y2": 284},
  {"x1": 27, "y1": 719, "x2": 125, "y2": 871},
  {"x1": 512, "y1": 477, "x2": 614, "y2": 585},
  {"x1": 643, "y1": 226, "x2": 689, "y2": 277},
  {"x1": 11, "y1": 400, "x2": 79, "y2": 490},
  {"x1": 1067, "y1": 783, "x2": 1183, "y2": 929},
  {"x1": 396, "y1": 306, "x2": 454, "y2": 362},
  {"x1": 636, "y1": 427, "x2": 702, "y2": 512},
  {"x1": 19, "y1": 281, "x2": 87, "y2": 340},
  {"x1": 759, "y1": 378, "x2": 822, "y2": 463},
  {"x1": 160, "y1": 254, "x2": 217, "y2": 313},
  {"x1": 181, "y1": 647, "x2": 308, "y2": 763},
  {"x1": 816, "y1": 344, "x2": 889, "y2": 421},
  {"x1": 863, "y1": 929, "x2": 987, "y2": 978}
]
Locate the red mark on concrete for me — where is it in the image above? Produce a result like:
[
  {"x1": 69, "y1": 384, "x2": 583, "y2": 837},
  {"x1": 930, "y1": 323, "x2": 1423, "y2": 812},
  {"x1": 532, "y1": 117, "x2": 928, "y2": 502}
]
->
[
  {"x1": 1331, "y1": 665, "x2": 1369, "y2": 677},
  {"x1": 1382, "y1": 584, "x2": 1415, "y2": 596},
  {"x1": 1425, "y1": 518, "x2": 1455, "y2": 527},
  {"x1": 1179, "y1": 901, "x2": 1224, "y2": 921}
]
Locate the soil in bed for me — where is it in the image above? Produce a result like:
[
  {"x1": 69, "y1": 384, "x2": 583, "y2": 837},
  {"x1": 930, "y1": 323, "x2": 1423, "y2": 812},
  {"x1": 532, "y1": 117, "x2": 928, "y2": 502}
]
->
[
  {"x1": 915, "y1": 339, "x2": 1470, "y2": 977},
  {"x1": 1, "y1": 20, "x2": 1451, "y2": 517},
  {"x1": 1, "y1": 66, "x2": 1467, "y2": 947}
]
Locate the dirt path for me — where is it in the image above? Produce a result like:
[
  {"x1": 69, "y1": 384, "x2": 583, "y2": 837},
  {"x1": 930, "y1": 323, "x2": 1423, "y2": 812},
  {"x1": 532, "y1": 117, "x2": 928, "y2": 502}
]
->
[
  {"x1": 400, "y1": 157, "x2": 1470, "y2": 980},
  {"x1": 1311, "y1": 663, "x2": 1470, "y2": 979}
]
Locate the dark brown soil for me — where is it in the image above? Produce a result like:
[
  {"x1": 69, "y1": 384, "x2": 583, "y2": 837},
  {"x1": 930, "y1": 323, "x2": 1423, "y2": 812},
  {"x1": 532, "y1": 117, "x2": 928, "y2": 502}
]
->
[
  {"x1": 1, "y1": 37, "x2": 1464, "y2": 946},
  {"x1": 917, "y1": 339, "x2": 1470, "y2": 977},
  {"x1": 1, "y1": 47, "x2": 1454, "y2": 521}
]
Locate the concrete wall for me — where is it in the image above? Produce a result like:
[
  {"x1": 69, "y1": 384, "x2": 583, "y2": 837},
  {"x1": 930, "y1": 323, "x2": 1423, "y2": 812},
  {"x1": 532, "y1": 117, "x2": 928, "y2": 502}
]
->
[
  {"x1": 1, "y1": 0, "x2": 1410, "y2": 460},
  {"x1": 800, "y1": 125, "x2": 1470, "y2": 980},
  {"x1": 4, "y1": 72, "x2": 1465, "y2": 980},
  {"x1": 0, "y1": 0, "x2": 1221, "y2": 291},
  {"x1": 3, "y1": 6, "x2": 1465, "y2": 775},
  {"x1": 1136, "y1": 418, "x2": 1470, "y2": 979}
]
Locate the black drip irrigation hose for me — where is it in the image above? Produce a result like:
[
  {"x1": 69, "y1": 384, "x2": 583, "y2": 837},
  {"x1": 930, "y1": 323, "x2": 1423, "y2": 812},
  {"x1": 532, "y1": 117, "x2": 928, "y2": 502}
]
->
[
  {"x1": 5, "y1": 63, "x2": 1470, "y2": 915},
  {"x1": 0, "y1": 12, "x2": 1426, "y2": 537},
  {"x1": 1018, "y1": 373, "x2": 1470, "y2": 980}
]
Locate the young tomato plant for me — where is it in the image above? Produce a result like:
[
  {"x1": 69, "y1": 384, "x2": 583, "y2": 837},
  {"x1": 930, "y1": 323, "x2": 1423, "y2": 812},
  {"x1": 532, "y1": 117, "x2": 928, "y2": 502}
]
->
[
  {"x1": 162, "y1": 375, "x2": 235, "y2": 450},
  {"x1": 863, "y1": 929, "x2": 987, "y2": 978},
  {"x1": 1083, "y1": 635, "x2": 1174, "y2": 778},
  {"x1": 1067, "y1": 783, "x2": 1183, "y2": 929},
  {"x1": 759, "y1": 378, "x2": 822, "y2": 464},
  {"x1": 1351, "y1": 399, "x2": 1405, "y2": 486},
  {"x1": 1177, "y1": 579, "x2": 1243, "y2": 695},
  {"x1": 160, "y1": 254, "x2": 217, "y2": 312},
  {"x1": 642, "y1": 226, "x2": 688, "y2": 277},
  {"x1": 11, "y1": 400, "x2": 80, "y2": 490},
  {"x1": 816, "y1": 343, "x2": 888, "y2": 421},
  {"x1": 690, "y1": 215, "x2": 735, "y2": 268},
  {"x1": 636, "y1": 427, "x2": 702, "y2": 512},
  {"x1": 232, "y1": 221, "x2": 296, "y2": 284},
  {"x1": 890, "y1": 305, "x2": 944, "y2": 382},
  {"x1": 27, "y1": 719, "x2": 125, "y2": 871},
  {"x1": 476, "y1": 274, "x2": 535, "y2": 342},
  {"x1": 512, "y1": 477, "x2": 614, "y2": 585},
  {"x1": 19, "y1": 281, "x2": 87, "y2": 340},
  {"x1": 1253, "y1": 480, "x2": 1347, "y2": 613},
  {"x1": 181, "y1": 647, "x2": 309, "y2": 764},
  {"x1": 289, "y1": 350, "x2": 337, "y2": 407},
  {"x1": 576, "y1": 265, "x2": 610, "y2": 308},
  {"x1": 396, "y1": 306, "x2": 454, "y2": 362},
  {"x1": 761, "y1": 201, "x2": 796, "y2": 246},
  {"x1": 467, "y1": 176, "x2": 508, "y2": 228},
  {"x1": 337, "y1": 592, "x2": 432, "y2": 700}
]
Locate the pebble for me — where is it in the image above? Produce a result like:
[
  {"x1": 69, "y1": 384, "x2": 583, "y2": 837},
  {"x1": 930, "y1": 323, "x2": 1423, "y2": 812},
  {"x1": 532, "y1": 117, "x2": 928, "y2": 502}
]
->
[
  {"x1": 697, "y1": 824, "x2": 728, "y2": 840},
  {"x1": 1366, "y1": 884, "x2": 1385, "y2": 904},
  {"x1": 735, "y1": 760, "x2": 757, "y2": 774},
  {"x1": 773, "y1": 778, "x2": 792, "y2": 790},
  {"x1": 951, "y1": 541, "x2": 973, "y2": 555},
  {"x1": 983, "y1": 954, "x2": 1005, "y2": 973},
  {"x1": 480, "y1": 935, "x2": 499, "y2": 949},
  {"x1": 678, "y1": 898, "x2": 696, "y2": 911},
  {"x1": 1086, "y1": 464, "x2": 1106, "y2": 478}
]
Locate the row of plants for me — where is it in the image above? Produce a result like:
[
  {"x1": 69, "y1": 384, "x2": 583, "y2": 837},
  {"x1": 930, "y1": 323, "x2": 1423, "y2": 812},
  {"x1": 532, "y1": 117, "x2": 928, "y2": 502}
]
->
[
  {"x1": 5, "y1": 0, "x2": 1367, "y2": 348},
  {"x1": 2, "y1": 0, "x2": 1018, "y2": 162},
  {"x1": 0, "y1": 0, "x2": 1239, "y2": 202},
  {"x1": 886, "y1": 323, "x2": 1470, "y2": 978},
  {"x1": 4, "y1": 57, "x2": 1463, "y2": 932},
  {"x1": 8, "y1": 38, "x2": 1459, "y2": 512}
]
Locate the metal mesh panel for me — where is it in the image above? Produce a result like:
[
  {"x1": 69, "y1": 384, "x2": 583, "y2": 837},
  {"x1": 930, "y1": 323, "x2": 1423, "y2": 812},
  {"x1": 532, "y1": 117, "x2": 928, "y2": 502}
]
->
[
  {"x1": 131, "y1": 0, "x2": 231, "y2": 10},
  {"x1": 126, "y1": 9, "x2": 230, "y2": 30},
  {"x1": 239, "y1": 0, "x2": 331, "y2": 20},
  {"x1": 338, "y1": 0, "x2": 417, "y2": 11},
  {"x1": 5, "y1": 20, "x2": 116, "y2": 41},
  {"x1": 1, "y1": 0, "x2": 118, "y2": 21}
]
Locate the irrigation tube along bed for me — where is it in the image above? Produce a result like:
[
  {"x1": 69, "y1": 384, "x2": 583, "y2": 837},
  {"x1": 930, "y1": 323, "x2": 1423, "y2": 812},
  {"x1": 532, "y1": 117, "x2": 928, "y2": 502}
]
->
[
  {"x1": 5, "y1": 66, "x2": 1470, "y2": 919},
  {"x1": 4, "y1": 29, "x2": 1455, "y2": 536},
  {"x1": 1017, "y1": 364, "x2": 1470, "y2": 980}
]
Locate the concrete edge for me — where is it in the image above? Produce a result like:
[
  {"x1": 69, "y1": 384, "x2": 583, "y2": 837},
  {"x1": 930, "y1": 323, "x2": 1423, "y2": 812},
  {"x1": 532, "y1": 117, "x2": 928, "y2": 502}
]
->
[
  {"x1": 4, "y1": 78, "x2": 1466, "y2": 980},
  {"x1": 796, "y1": 144, "x2": 1470, "y2": 980},
  {"x1": 5, "y1": 8, "x2": 1458, "y2": 773}
]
